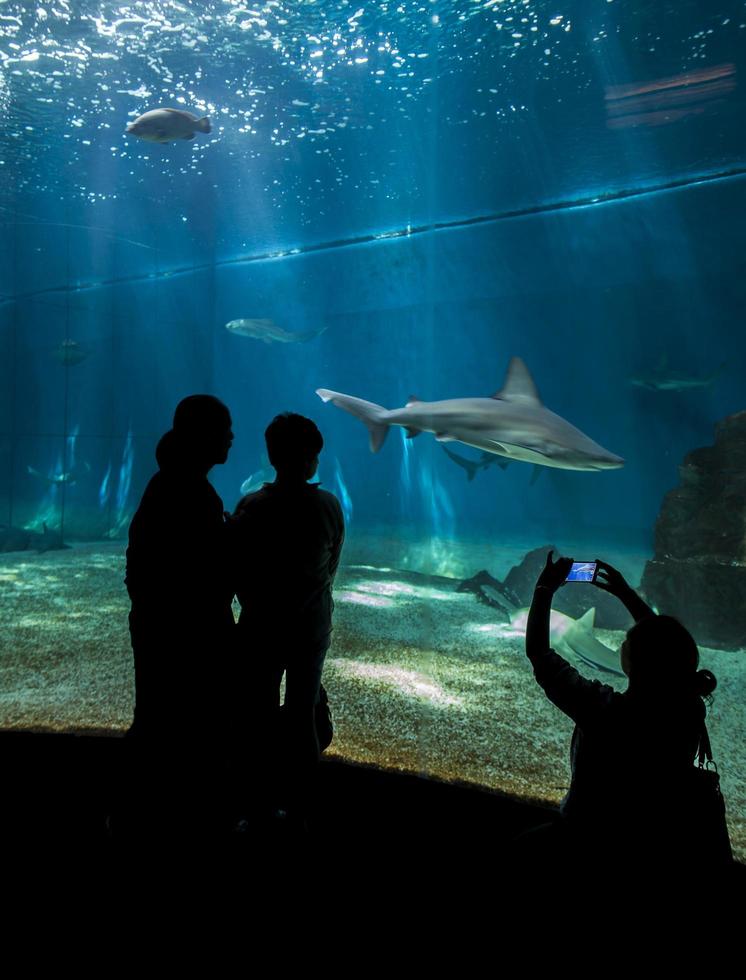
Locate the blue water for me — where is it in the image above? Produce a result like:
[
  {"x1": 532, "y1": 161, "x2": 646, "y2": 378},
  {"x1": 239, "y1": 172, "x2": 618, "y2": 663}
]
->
[{"x1": 0, "y1": 2, "x2": 744, "y2": 849}]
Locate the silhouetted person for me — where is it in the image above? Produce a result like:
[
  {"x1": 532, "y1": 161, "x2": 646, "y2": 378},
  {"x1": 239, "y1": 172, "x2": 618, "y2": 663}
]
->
[
  {"x1": 231, "y1": 413, "x2": 344, "y2": 828},
  {"x1": 522, "y1": 552, "x2": 730, "y2": 882},
  {"x1": 123, "y1": 395, "x2": 236, "y2": 836}
]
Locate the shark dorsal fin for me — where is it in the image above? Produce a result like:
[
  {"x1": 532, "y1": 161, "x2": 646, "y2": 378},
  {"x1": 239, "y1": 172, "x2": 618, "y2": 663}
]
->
[
  {"x1": 492, "y1": 358, "x2": 542, "y2": 404},
  {"x1": 406, "y1": 395, "x2": 421, "y2": 407},
  {"x1": 576, "y1": 607, "x2": 596, "y2": 630}
]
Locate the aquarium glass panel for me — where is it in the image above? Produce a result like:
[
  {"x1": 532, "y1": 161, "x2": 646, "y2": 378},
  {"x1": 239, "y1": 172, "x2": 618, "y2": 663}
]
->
[{"x1": 1, "y1": 1, "x2": 744, "y2": 859}]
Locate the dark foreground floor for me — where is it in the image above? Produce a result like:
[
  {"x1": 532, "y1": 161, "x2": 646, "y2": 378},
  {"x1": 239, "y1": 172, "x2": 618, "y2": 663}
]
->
[{"x1": 1, "y1": 731, "x2": 742, "y2": 927}]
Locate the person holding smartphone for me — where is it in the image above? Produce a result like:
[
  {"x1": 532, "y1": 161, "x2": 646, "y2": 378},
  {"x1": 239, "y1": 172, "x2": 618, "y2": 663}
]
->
[{"x1": 522, "y1": 551, "x2": 724, "y2": 878}]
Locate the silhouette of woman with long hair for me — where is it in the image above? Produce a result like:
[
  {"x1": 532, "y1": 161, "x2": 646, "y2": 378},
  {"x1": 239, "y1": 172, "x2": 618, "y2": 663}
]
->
[{"x1": 524, "y1": 551, "x2": 730, "y2": 880}]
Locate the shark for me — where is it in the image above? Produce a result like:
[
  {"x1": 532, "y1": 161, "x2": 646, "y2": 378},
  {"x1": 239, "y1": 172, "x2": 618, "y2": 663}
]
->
[
  {"x1": 629, "y1": 355, "x2": 724, "y2": 392},
  {"x1": 27, "y1": 461, "x2": 91, "y2": 486},
  {"x1": 317, "y1": 358, "x2": 624, "y2": 472},
  {"x1": 226, "y1": 318, "x2": 327, "y2": 345},
  {"x1": 509, "y1": 606, "x2": 624, "y2": 677},
  {"x1": 440, "y1": 443, "x2": 544, "y2": 486}
]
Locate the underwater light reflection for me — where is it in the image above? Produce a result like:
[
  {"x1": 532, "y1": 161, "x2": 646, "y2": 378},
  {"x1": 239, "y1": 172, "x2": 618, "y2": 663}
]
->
[
  {"x1": 352, "y1": 579, "x2": 461, "y2": 602},
  {"x1": 334, "y1": 659, "x2": 463, "y2": 708},
  {"x1": 335, "y1": 590, "x2": 394, "y2": 608},
  {"x1": 333, "y1": 457, "x2": 353, "y2": 525},
  {"x1": 98, "y1": 461, "x2": 112, "y2": 509}
]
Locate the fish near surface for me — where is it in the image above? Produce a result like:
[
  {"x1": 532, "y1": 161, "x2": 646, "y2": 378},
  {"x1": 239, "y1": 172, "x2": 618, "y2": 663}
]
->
[
  {"x1": 125, "y1": 108, "x2": 211, "y2": 143},
  {"x1": 317, "y1": 358, "x2": 624, "y2": 472},
  {"x1": 226, "y1": 318, "x2": 327, "y2": 344}
]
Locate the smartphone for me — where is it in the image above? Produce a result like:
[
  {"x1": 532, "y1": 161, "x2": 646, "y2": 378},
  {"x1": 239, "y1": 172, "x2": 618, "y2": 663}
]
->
[{"x1": 565, "y1": 561, "x2": 599, "y2": 584}]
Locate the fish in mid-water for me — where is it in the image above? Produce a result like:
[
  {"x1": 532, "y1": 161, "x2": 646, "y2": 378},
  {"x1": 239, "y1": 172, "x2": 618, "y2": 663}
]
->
[
  {"x1": 317, "y1": 358, "x2": 624, "y2": 472},
  {"x1": 226, "y1": 318, "x2": 327, "y2": 344},
  {"x1": 51, "y1": 339, "x2": 90, "y2": 366},
  {"x1": 629, "y1": 355, "x2": 724, "y2": 392},
  {"x1": 125, "y1": 108, "x2": 211, "y2": 143},
  {"x1": 239, "y1": 455, "x2": 275, "y2": 496},
  {"x1": 27, "y1": 462, "x2": 91, "y2": 486}
]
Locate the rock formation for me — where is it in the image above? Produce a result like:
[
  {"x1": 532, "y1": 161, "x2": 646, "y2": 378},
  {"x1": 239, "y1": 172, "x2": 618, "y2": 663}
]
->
[{"x1": 641, "y1": 411, "x2": 746, "y2": 649}]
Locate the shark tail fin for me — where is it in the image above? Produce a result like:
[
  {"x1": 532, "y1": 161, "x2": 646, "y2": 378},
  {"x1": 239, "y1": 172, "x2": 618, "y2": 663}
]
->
[
  {"x1": 298, "y1": 325, "x2": 328, "y2": 343},
  {"x1": 316, "y1": 389, "x2": 390, "y2": 453},
  {"x1": 441, "y1": 444, "x2": 480, "y2": 481}
]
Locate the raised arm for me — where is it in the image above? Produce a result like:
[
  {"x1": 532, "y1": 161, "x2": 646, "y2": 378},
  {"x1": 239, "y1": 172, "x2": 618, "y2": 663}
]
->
[
  {"x1": 593, "y1": 560, "x2": 654, "y2": 623},
  {"x1": 526, "y1": 551, "x2": 574, "y2": 664}
]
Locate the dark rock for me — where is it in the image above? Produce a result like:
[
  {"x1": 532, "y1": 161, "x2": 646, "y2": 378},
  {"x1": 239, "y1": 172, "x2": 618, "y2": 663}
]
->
[
  {"x1": 35, "y1": 522, "x2": 69, "y2": 553},
  {"x1": 0, "y1": 523, "x2": 68, "y2": 554},
  {"x1": 456, "y1": 570, "x2": 516, "y2": 622},
  {"x1": 0, "y1": 525, "x2": 32, "y2": 553},
  {"x1": 502, "y1": 546, "x2": 633, "y2": 631},
  {"x1": 457, "y1": 569, "x2": 520, "y2": 605},
  {"x1": 642, "y1": 558, "x2": 746, "y2": 650},
  {"x1": 641, "y1": 411, "x2": 746, "y2": 649}
]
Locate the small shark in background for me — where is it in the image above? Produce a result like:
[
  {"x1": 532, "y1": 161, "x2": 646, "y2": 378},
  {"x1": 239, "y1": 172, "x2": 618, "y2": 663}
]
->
[
  {"x1": 226, "y1": 318, "x2": 327, "y2": 345},
  {"x1": 440, "y1": 444, "x2": 543, "y2": 486},
  {"x1": 317, "y1": 358, "x2": 624, "y2": 472},
  {"x1": 441, "y1": 444, "x2": 509, "y2": 480},
  {"x1": 27, "y1": 462, "x2": 91, "y2": 486},
  {"x1": 629, "y1": 355, "x2": 725, "y2": 392}
]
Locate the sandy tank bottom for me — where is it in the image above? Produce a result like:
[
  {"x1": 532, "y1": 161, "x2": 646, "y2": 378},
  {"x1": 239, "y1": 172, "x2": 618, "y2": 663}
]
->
[{"x1": 0, "y1": 538, "x2": 743, "y2": 862}]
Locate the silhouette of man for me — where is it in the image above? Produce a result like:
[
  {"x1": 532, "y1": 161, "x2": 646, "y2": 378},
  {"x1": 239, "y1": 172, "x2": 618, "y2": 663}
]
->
[
  {"x1": 123, "y1": 395, "x2": 235, "y2": 834},
  {"x1": 231, "y1": 413, "x2": 345, "y2": 825}
]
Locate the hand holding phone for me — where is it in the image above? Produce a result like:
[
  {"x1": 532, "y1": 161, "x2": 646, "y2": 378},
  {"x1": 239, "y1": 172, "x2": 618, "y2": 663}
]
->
[
  {"x1": 536, "y1": 550, "x2": 575, "y2": 593},
  {"x1": 565, "y1": 561, "x2": 599, "y2": 584},
  {"x1": 593, "y1": 560, "x2": 630, "y2": 597}
]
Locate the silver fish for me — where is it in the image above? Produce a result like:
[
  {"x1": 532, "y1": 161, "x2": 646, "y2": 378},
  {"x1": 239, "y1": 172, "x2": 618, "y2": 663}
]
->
[
  {"x1": 317, "y1": 358, "x2": 624, "y2": 473},
  {"x1": 125, "y1": 108, "x2": 211, "y2": 143},
  {"x1": 226, "y1": 318, "x2": 327, "y2": 344}
]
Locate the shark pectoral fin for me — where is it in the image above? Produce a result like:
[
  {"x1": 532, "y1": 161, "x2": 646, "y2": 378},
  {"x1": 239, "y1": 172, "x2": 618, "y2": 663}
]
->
[
  {"x1": 492, "y1": 357, "x2": 543, "y2": 405},
  {"x1": 405, "y1": 427, "x2": 422, "y2": 439}
]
